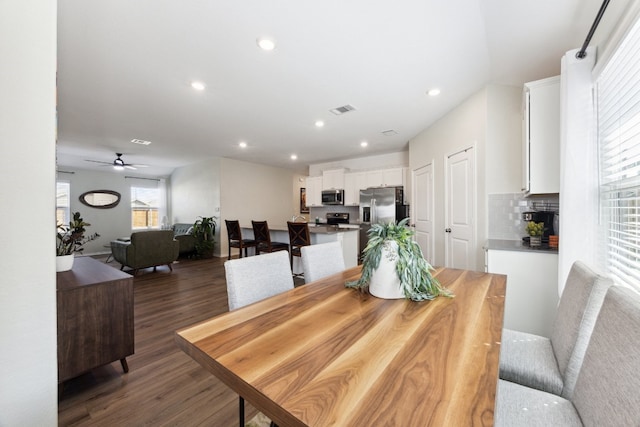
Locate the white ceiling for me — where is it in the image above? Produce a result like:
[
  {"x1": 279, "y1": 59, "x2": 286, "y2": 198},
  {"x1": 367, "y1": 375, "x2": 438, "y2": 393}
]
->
[{"x1": 55, "y1": 0, "x2": 620, "y2": 177}]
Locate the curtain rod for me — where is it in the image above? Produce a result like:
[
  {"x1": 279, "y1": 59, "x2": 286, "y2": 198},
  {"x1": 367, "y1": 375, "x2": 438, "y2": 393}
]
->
[
  {"x1": 125, "y1": 176, "x2": 160, "y2": 181},
  {"x1": 576, "y1": 0, "x2": 610, "y2": 59}
]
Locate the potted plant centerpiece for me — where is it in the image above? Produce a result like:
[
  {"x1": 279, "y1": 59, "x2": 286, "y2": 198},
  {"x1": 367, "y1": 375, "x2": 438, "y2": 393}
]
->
[
  {"x1": 56, "y1": 211, "x2": 100, "y2": 272},
  {"x1": 346, "y1": 218, "x2": 453, "y2": 301},
  {"x1": 526, "y1": 221, "x2": 544, "y2": 247},
  {"x1": 192, "y1": 216, "x2": 217, "y2": 258}
]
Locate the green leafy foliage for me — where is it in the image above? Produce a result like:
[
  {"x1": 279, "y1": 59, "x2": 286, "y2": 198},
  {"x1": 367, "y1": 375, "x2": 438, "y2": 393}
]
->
[
  {"x1": 525, "y1": 221, "x2": 544, "y2": 236},
  {"x1": 56, "y1": 211, "x2": 100, "y2": 256},
  {"x1": 193, "y1": 216, "x2": 217, "y2": 258},
  {"x1": 346, "y1": 218, "x2": 453, "y2": 301}
]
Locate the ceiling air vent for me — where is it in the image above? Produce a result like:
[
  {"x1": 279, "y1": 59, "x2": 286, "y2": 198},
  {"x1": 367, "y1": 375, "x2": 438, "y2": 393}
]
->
[
  {"x1": 329, "y1": 104, "x2": 357, "y2": 115},
  {"x1": 382, "y1": 129, "x2": 398, "y2": 136}
]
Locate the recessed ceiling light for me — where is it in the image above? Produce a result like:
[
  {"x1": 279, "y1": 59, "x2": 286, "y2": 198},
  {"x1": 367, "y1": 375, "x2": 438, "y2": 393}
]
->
[
  {"x1": 427, "y1": 88, "x2": 441, "y2": 97},
  {"x1": 257, "y1": 38, "x2": 276, "y2": 51},
  {"x1": 290, "y1": 154, "x2": 298, "y2": 160},
  {"x1": 360, "y1": 141, "x2": 368, "y2": 147},
  {"x1": 238, "y1": 141, "x2": 247, "y2": 148},
  {"x1": 191, "y1": 81, "x2": 206, "y2": 91},
  {"x1": 315, "y1": 120, "x2": 324, "y2": 128}
]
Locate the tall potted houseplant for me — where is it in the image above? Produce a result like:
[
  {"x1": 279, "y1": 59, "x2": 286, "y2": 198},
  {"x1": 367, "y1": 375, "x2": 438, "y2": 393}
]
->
[
  {"x1": 192, "y1": 216, "x2": 217, "y2": 258},
  {"x1": 56, "y1": 211, "x2": 100, "y2": 272},
  {"x1": 346, "y1": 218, "x2": 453, "y2": 301}
]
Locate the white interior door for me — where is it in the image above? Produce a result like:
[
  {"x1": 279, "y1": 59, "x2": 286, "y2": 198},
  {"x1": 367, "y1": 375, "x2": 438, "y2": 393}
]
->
[
  {"x1": 412, "y1": 164, "x2": 434, "y2": 264},
  {"x1": 445, "y1": 147, "x2": 475, "y2": 270}
]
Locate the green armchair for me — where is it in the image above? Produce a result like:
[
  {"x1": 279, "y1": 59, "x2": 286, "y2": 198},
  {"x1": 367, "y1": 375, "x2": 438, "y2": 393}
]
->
[{"x1": 111, "y1": 230, "x2": 179, "y2": 275}]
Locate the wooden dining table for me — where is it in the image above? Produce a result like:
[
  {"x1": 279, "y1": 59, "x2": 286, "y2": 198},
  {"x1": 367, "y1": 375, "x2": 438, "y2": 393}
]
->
[{"x1": 175, "y1": 266, "x2": 506, "y2": 426}]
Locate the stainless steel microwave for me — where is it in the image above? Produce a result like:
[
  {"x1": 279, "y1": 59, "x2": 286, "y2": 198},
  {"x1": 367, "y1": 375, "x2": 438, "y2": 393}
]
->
[{"x1": 321, "y1": 189, "x2": 344, "y2": 205}]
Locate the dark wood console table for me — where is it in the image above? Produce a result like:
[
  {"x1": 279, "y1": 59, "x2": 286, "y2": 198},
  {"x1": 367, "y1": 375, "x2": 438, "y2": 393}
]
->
[{"x1": 56, "y1": 256, "x2": 134, "y2": 383}]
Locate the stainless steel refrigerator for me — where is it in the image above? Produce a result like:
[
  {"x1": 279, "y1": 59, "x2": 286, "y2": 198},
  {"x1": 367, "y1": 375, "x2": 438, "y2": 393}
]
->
[{"x1": 358, "y1": 187, "x2": 409, "y2": 259}]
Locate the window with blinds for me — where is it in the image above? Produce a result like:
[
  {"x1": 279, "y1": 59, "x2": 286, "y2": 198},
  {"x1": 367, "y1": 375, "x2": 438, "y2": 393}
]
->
[{"x1": 597, "y1": 15, "x2": 640, "y2": 292}]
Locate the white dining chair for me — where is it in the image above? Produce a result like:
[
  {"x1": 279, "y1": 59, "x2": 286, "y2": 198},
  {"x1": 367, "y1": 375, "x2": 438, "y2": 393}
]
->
[
  {"x1": 300, "y1": 241, "x2": 346, "y2": 284},
  {"x1": 224, "y1": 250, "x2": 293, "y2": 426},
  {"x1": 499, "y1": 260, "x2": 612, "y2": 399},
  {"x1": 225, "y1": 249, "x2": 294, "y2": 311}
]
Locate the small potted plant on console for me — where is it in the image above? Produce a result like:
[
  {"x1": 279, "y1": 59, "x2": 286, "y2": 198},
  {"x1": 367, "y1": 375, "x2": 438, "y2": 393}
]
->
[{"x1": 56, "y1": 211, "x2": 100, "y2": 272}]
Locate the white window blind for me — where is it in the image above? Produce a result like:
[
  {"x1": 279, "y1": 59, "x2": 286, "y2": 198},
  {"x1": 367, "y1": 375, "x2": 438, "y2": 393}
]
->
[{"x1": 597, "y1": 15, "x2": 640, "y2": 292}]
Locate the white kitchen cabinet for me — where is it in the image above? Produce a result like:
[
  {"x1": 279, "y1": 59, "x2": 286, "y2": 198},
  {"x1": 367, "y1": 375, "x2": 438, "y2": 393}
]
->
[
  {"x1": 344, "y1": 171, "x2": 366, "y2": 206},
  {"x1": 382, "y1": 167, "x2": 404, "y2": 187},
  {"x1": 364, "y1": 167, "x2": 404, "y2": 188},
  {"x1": 322, "y1": 169, "x2": 345, "y2": 190},
  {"x1": 487, "y1": 249, "x2": 558, "y2": 337},
  {"x1": 522, "y1": 76, "x2": 560, "y2": 194},
  {"x1": 364, "y1": 170, "x2": 383, "y2": 188},
  {"x1": 305, "y1": 176, "x2": 322, "y2": 207}
]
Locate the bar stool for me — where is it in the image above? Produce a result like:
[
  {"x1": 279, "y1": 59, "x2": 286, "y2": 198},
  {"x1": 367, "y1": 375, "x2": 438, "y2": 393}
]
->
[
  {"x1": 287, "y1": 221, "x2": 310, "y2": 276},
  {"x1": 225, "y1": 220, "x2": 259, "y2": 260},
  {"x1": 251, "y1": 220, "x2": 289, "y2": 254}
]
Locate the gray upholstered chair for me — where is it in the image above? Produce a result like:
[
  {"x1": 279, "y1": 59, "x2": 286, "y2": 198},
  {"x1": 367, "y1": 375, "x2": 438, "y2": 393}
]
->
[
  {"x1": 495, "y1": 285, "x2": 640, "y2": 426},
  {"x1": 300, "y1": 241, "x2": 346, "y2": 284},
  {"x1": 224, "y1": 250, "x2": 293, "y2": 425},
  {"x1": 171, "y1": 223, "x2": 196, "y2": 256},
  {"x1": 110, "y1": 230, "x2": 179, "y2": 276},
  {"x1": 499, "y1": 261, "x2": 612, "y2": 398}
]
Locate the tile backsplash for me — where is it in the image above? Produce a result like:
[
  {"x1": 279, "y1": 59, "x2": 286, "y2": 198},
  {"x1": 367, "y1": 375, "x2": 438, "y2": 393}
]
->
[{"x1": 488, "y1": 193, "x2": 559, "y2": 240}]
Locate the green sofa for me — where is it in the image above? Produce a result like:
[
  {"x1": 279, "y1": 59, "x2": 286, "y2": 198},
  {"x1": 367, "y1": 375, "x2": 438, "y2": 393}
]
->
[
  {"x1": 172, "y1": 223, "x2": 196, "y2": 256},
  {"x1": 111, "y1": 230, "x2": 179, "y2": 275}
]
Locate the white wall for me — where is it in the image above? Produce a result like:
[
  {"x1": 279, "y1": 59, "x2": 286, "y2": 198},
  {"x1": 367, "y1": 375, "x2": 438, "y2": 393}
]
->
[
  {"x1": 308, "y1": 151, "x2": 408, "y2": 176},
  {"x1": 170, "y1": 158, "x2": 222, "y2": 252},
  {"x1": 0, "y1": 1, "x2": 58, "y2": 425},
  {"x1": 409, "y1": 84, "x2": 521, "y2": 270},
  {"x1": 219, "y1": 158, "x2": 296, "y2": 257},
  {"x1": 486, "y1": 85, "x2": 523, "y2": 194},
  {"x1": 410, "y1": 88, "x2": 488, "y2": 269},
  {"x1": 58, "y1": 168, "x2": 158, "y2": 255}
]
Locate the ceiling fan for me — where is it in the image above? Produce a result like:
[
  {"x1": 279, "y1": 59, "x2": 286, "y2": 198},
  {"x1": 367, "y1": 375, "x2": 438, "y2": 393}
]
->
[{"x1": 85, "y1": 153, "x2": 148, "y2": 170}]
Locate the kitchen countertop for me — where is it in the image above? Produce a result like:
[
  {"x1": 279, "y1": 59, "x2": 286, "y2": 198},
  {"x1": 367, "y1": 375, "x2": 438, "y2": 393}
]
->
[
  {"x1": 242, "y1": 224, "x2": 359, "y2": 235},
  {"x1": 485, "y1": 239, "x2": 558, "y2": 254}
]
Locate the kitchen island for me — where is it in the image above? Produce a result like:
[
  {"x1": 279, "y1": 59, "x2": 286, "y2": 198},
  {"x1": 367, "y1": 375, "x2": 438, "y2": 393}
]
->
[{"x1": 241, "y1": 224, "x2": 359, "y2": 274}]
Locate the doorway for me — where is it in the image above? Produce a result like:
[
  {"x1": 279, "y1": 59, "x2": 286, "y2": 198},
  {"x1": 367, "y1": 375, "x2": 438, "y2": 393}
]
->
[
  {"x1": 412, "y1": 163, "x2": 435, "y2": 264},
  {"x1": 445, "y1": 146, "x2": 476, "y2": 270}
]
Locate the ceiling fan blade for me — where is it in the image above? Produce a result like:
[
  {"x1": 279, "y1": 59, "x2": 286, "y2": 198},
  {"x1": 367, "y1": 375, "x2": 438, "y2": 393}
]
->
[
  {"x1": 85, "y1": 159, "x2": 112, "y2": 165},
  {"x1": 124, "y1": 165, "x2": 137, "y2": 170},
  {"x1": 131, "y1": 164, "x2": 148, "y2": 168}
]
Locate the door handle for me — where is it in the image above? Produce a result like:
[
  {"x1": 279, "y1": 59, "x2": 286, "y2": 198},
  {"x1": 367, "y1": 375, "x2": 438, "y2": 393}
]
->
[{"x1": 445, "y1": 228, "x2": 452, "y2": 233}]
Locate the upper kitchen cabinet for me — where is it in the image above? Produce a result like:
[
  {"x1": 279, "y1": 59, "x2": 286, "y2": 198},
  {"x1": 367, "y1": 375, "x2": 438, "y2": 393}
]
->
[
  {"x1": 522, "y1": 76, "x2": 560, "y2": 195},
  {"x1": 305, "y1": 176, "x2": 323, "y2": 207},
  {"x1": 322, "y1": 169, "x2": 346, "y2": 190},
  {"x1": 344, "y1": 171, "x2": 366, "y2": 206},
  {"x1": 365, "y1": 167, "x2": 405, "y2": 188}
]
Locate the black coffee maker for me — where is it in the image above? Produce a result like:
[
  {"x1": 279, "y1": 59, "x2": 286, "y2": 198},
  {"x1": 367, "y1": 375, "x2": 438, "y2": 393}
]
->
[{"x1": 533, "y1": 211, "x2": 556, "y2": 238}]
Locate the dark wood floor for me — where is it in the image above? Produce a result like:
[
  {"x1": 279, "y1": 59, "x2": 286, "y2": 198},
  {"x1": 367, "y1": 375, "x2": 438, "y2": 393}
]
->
[{"x1": 58, "y1": 255, "x2": 272, "y2": 426}]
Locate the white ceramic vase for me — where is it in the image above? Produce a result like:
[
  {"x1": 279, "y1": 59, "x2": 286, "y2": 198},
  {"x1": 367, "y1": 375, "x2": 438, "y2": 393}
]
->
[
  {"x1": 56, "y1": 254, "x2": 74, "y2": 272},
  {"x1": 368, "y1": 240, "x2": 405, "y2": 299}
]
